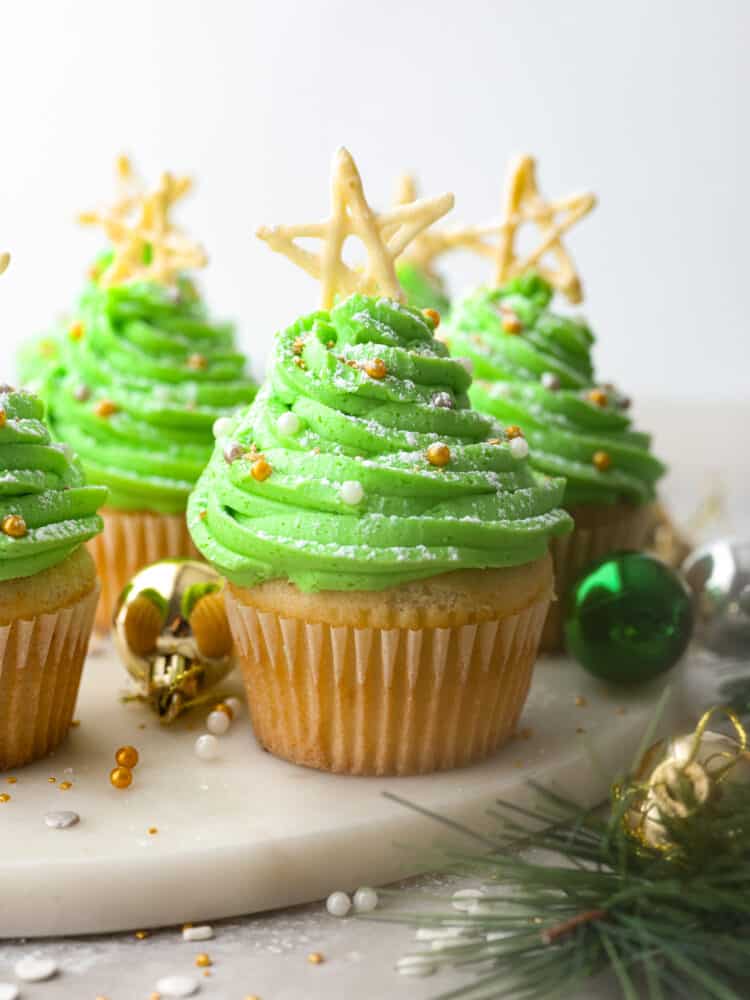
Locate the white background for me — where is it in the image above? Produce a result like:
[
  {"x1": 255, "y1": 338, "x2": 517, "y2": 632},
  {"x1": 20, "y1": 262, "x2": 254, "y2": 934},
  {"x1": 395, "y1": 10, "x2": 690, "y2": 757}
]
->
[{"x1": 0, "y1": 0, "x2": 746, "y2": 401}]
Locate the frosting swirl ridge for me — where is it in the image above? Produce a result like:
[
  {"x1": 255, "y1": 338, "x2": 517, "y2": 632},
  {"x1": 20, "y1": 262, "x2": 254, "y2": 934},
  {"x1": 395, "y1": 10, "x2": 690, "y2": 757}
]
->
[
  {"x1": 0, "y1": 388, "x2": 106, "y2": 581},
  {"x1": 23, "y1": 276, "x2": 257, "y2": 515},
  {"x1": 447, "y1": 274, "x2": 665, "y2": 507},
  {"x1": 188, "y1": 294, "x2": 571, "y2": 592}
]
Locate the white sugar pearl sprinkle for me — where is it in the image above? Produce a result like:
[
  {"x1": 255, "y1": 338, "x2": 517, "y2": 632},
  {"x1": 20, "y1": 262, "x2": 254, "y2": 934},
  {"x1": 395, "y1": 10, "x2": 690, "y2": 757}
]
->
[
  {"x1": 276, "y1": 411, "x2": 301, "y2": 435},
  {"x1": 224, "y1": 696, "x2": 243, "y2": 718},
  {"x1": 194, "y1": 734, "x2": 219, "y2": 761},
  {"x1": 509, "y1": 437, "x2": 529, "y2": 459},
  {"x1": 155, "y1": 974, "x2": 200, "y2": 997},
  {"x1": 182, "y1": 924, "x2": 214, "y2": 942},
  {"x1": 0, "y1": 984, "x2": 19, "y2": 1000},
  {"x1": 14, "y1": 956, "x2": 58, "y2": 982},
  {"x1": 212, "y1": 416, "x2": 233, "y2": 439},
  {"x1": 352, "y1": 886, "x2": 378, "y2": 913},
  {"x1": 340, "y1": 480, "x2": 365, "y2": 505},
  {"x1": 326, "y1": 891, "x2": 352, "y2": 917},
  {"x1": 206, "y1": 710, "x2": 231, "y2": 736},
  {"x1": 44, "y1": 810, "x2": 80, "y2": 829}
]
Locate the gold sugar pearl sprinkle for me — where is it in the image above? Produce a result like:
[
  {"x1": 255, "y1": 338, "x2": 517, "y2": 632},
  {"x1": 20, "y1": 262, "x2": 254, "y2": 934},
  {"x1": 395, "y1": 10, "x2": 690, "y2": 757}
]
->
[
  {"x1": 505, "y1": 425, "x2": 524, "y2": 440},
  {"x1": 6, "y1": 777, "x2": 17, "y2": 784},
  {"x1": 501, "y1": 309, "x2": 523, "y2": 334},
  {"x1": 364, "y1": 357, "x2": 387, "y2": 380},
  {"x1": 110, "y1": 766, "x2": 133, "y2": 790},
  {"x1": 251, "y1": 457, "x2": 272, "y2": 482},
  {"x1": 575, "y1": 695, "x2": 588, "y2": 707},
  {"x1": 48, "y1": 776, "x2": 56, "y2": 784},
  {"x1": 115, "y1": 745, "x2": 139, "y2": 769},
  {"x1": 135, "y1": 929, "x2": 149, "y2": 940},
  {"x1": 0, "y1": 408, "x2": 6, "y2": 428},
  {"x1": 293, "y1": 357, "x2": 307, "y2": 369},
  {"x1": 426, "y1": 442, "x2": 451, "y2": 467},
  {"x1": 148, "y1": 826, "x2": 158, "y2": 835},
  {"x1": 593, "y1": 450, "x2": 612, "y2": 471},
  {"x1": 68, "y1": 320, "x2": 85, "y2": 340},
  {"x1": 422, "y1": 307, "x2": 441, "y2": 329},
  {"x1": 59, "y1": 781, "x2": 72, "y2": 791},
  {"x1": 2, "y1": 514, "x2": 27, "y2": 538},
  {"x1": 195, "y1": 953, "x2": 212, "y2": 968},
  {"x1": 307, "y1": 952, "x2": 325, "y2": 965},
  {"x1": 188, "y1": 353, "x2": 208, "y2": 370},
  {"x1": 94, "y1": 399, "x2": 118, "y2": 418},
  {"x1": 0, "y1": 794, "x2": 10, "y2": 803},
  {"x1": 587, "y1": 388, "x2": 608, "y2": 407}
]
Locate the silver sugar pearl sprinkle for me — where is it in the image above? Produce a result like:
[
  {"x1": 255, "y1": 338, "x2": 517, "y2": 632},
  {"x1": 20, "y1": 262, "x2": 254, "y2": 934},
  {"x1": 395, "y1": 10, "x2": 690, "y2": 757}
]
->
[
  {"x1": 431, "y1": 391, "x2": 454, "y2": 409},
  {"x1": 44, "y1": 810, "x2": 80, "y2": 829},
  {"x1": 541, "y1": 372, "x2": 561, "y2": 391},
  {"x1": 223, "y1": 440, "x2": 245, "y2": 463}
]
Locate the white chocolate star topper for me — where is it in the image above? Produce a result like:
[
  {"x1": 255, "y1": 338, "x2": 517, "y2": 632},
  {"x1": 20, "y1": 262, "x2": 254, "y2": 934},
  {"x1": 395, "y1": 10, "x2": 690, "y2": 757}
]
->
[
  {"x1": 79, "y1": 157, "x2": 206, "y2": 287},
  {"x1": 257, "y1": 148, "x2": 454, "y2": 309},
  {"x1": 402, "y1": 155, "x2": 595, "y2": 304}
]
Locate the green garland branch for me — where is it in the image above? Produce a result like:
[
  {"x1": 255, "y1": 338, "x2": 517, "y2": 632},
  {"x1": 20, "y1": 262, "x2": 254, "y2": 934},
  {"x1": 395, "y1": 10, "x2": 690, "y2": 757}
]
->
[{"x1": 377, "y1": 743, "x2": 750, "y2": 1000}]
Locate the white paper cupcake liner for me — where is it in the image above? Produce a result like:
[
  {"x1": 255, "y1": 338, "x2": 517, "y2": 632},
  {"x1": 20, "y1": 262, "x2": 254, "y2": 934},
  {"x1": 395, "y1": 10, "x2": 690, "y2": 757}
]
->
[
  {"x1": 225, "y1": 588, "x2": 550, "y2": 776},
  {"x1": 88, "y1": 508, "x2": 199, "y2": 631},
  {"x1": 0, "y1": 584, "x2": 99, "y2": 770}
]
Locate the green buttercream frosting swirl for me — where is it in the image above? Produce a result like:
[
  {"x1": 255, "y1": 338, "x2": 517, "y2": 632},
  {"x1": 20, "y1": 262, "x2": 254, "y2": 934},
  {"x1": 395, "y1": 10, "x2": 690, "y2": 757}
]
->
[
  {"x1": 188, "y1": 294, "x2": 572, "y2": 592},
  {"x1": 20, "y1": 274, "x2": 257, "y2": 515},
  {"x1": 0, "y1": 388, "x2": 106, "y2": 582},
  {"x1": 447, "y1": 274, "x2": 666, "y2": 507}
]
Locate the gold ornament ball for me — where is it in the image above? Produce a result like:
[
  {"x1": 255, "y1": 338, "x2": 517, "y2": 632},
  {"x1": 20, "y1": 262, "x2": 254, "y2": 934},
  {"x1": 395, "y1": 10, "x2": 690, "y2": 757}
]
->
[
  {"x1": 115, "y1": 745, "x2": 139, "y2": 769},
  {"x1": 627, "y1": 722, "x2": 749, "y2": 850},
  {"x1": 112, "y1": 559, "x2": 235, "y2": 722},
  {"x1": 110, "y1": 766, "x2": 133, "y2": 790}
]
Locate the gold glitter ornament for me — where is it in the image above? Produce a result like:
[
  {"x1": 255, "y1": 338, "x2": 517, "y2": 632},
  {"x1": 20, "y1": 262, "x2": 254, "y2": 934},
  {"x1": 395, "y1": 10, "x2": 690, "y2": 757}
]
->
[
  {"x1": 113, "y1": 559, "x2": 235, "y2": 722},
  {"x1": 624, "y1": 708, "x2": 750, "y2": 850}
]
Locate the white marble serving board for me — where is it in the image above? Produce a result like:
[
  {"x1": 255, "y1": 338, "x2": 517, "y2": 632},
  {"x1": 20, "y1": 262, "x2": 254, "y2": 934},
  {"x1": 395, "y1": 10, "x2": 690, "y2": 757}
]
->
[{"x1": 0, "y1": 638, "x2": 688, "y2": 938}]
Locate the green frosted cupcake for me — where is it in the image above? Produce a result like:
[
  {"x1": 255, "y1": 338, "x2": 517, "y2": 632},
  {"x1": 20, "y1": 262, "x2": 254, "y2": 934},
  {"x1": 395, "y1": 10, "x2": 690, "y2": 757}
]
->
[
  {"x1": 188, "y1": 146, "x2": 575, "y2": 774},
  {"x1": 447, "y1": 271, "x2": 666, "y2": 649},
  {"x1": 17, "y1": 164, "x2": 257, "y2": 628}
]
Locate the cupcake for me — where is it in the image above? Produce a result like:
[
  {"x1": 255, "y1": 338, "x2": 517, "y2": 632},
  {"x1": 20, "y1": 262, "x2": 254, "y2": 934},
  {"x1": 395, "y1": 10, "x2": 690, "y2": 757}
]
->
[
  {"x1": 18, "y1": 160, "x2": 257, "y2": 629},
  {"x1": 0, "y1": 384, "x2": 106, "y2": 769},
  {"x1": 444, "y1": 158, "x2": 665, "y2": 649},
  {"x1": 187, "y1": 148, "x2": 571, "y2": 775}
]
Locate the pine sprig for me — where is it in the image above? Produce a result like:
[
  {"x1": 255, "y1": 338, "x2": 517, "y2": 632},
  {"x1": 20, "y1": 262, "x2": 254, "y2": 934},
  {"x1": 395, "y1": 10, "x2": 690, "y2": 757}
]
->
[{"x1": 379, "y1": 778, "x2": 750, "y2": 999}]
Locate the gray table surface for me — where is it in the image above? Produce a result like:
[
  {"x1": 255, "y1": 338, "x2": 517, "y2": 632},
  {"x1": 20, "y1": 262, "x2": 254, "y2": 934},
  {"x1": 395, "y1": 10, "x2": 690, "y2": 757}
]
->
[{"x1": 1, "y1": 399, "x2": 747, "y2": 1000}]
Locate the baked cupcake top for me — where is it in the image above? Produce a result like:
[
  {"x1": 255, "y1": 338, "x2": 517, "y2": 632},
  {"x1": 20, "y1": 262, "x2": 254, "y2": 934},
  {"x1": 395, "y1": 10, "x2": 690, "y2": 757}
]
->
[
  {"x1": 0, "y1": 387, "x2": 106, "y2": 581},
  {"x1": 447, "y1": 273, "x2": 666, "y2": 507},
  {"x1": 18, "y1": 162, "x2": 257, "y2": 515}
]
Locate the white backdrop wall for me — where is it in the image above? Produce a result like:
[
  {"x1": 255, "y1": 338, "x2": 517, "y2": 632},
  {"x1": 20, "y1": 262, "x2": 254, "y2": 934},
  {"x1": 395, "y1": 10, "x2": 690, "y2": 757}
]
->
[{"x1": 0, "y1": 0, "x2": 746, "y2": 401}]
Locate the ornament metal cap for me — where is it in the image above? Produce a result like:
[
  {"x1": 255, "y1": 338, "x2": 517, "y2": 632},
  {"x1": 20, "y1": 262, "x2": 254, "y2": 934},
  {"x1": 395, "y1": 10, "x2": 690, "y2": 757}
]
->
[{"x1": 113, "y1": 559, "x2": 235, "y2": 722}]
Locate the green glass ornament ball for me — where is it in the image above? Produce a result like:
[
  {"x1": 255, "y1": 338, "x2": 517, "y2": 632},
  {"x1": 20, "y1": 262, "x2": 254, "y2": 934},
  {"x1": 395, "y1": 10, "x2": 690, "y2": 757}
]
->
[{"x1": 564, "y1": 551, "x2": 693, "y2": 684}]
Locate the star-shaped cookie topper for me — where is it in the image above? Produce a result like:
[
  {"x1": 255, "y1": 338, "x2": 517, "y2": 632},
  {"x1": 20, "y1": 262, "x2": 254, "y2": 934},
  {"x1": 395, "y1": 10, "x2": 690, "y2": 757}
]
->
[
  {"x1": 257, "y1": 148, "x2": 454, "y2": 309},
  {"x1": 406, "y1": 155, "x2": 595, "y2": 304},
  {"x1": 78, "y1": 158, "x2": 206, "y2": 287},
  {"x1": 394, "y1": 172, "x2": 502, "y2": 279},
  {"x1": 0, "y1": 252, "x2": 9, "y2": 276}
]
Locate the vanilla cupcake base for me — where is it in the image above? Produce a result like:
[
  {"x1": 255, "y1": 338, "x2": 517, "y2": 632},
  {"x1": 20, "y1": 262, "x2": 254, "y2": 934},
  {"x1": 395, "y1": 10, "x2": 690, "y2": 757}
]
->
[
  {"x1": 541, "y1": 501, "x2": 658, "y2": 653},
  {"x1": 0, "y1": 548, "x2": 99, "y2": 771},
  {"x1": 88, "y1": 507, "x2": 200, "y2": 631},
  {"x1": 225, "y1": 558, "x2": 552, "y2": 776}
]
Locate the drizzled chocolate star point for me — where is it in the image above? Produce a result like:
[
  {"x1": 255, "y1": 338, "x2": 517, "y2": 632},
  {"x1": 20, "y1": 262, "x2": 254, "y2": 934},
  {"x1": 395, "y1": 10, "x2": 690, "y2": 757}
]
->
[
  {"x1": 79, "y1": 157, "x2": 206, "y2": 287},
  {"x1": 412, "y1": 154, "x2": 595, "y2": 304},
  {"x1": 257, "y1": 147, "x2": 454, "y2": 309}
]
